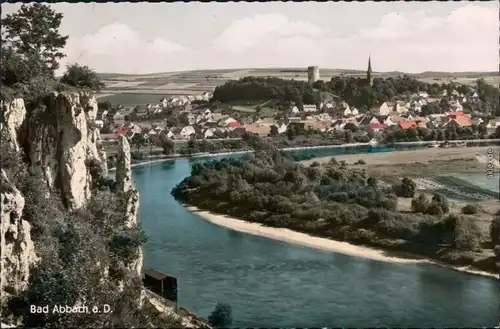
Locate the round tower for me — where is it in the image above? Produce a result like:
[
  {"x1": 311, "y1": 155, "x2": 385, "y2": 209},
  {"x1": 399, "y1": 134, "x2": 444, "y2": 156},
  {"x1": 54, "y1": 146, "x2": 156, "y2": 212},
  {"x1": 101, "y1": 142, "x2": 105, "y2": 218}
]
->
[{"x1": 307, "y1": 66, "x2": 320, "y2": 84}]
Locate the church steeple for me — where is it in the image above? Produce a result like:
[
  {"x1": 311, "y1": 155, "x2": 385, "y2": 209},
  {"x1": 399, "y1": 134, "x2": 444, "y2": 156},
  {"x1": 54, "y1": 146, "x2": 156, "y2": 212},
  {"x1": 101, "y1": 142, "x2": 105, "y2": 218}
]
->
[
  {"x1": 366, "y1": 54, "x2": 372, "y2": 86},
  {"x1": 368, "y1": 55, "x2": 372, "y2": 73}
]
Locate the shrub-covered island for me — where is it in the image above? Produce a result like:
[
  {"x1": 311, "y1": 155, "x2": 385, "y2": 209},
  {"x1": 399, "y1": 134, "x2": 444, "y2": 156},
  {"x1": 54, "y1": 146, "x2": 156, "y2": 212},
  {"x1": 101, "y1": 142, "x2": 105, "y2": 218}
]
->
[{"x1": 172, "y1": 144, "x2": 499, "y2": 275}]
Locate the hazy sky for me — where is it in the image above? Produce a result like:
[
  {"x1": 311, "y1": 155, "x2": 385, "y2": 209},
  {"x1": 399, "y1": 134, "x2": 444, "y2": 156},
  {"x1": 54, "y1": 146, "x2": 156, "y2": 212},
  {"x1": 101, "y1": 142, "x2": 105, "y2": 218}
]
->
[{"x1": 2, "y1": 1, "x2": 498, "y2": 74}]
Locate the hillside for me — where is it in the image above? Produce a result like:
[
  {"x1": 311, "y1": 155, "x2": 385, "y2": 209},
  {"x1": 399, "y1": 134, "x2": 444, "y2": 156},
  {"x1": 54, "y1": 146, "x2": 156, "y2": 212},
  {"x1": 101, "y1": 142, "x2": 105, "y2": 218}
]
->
[{"x1": 97, "y1": 68, "x2": 499, "y2": 104}]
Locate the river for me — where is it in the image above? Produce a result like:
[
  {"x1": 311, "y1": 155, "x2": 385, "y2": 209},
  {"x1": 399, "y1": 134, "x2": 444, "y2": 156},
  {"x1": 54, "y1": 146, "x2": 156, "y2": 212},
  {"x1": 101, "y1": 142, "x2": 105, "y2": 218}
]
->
[{"x1": 134, "y1": 145, "x2": 499, "y2": 327}]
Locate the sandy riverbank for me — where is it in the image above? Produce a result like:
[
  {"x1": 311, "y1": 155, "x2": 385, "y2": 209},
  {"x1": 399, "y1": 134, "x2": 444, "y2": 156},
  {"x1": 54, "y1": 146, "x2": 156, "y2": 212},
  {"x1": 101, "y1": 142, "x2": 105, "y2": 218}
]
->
[
  {"x1": 186, "y1": 206, "x2": 498, "y2": 279},
  {"x1": 301, "y1": 146, "x2": 497, "y2": 167}
]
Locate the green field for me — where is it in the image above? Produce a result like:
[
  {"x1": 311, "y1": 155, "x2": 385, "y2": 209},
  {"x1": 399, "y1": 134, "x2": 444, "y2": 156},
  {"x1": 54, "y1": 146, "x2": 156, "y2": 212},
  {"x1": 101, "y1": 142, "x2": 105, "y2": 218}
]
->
[
  {"x1": 98, "y1": 68, "x2": 499, "y2": 106},
  {"x1": 97, "y1": 93, "x2": 168, "y2": 105}
]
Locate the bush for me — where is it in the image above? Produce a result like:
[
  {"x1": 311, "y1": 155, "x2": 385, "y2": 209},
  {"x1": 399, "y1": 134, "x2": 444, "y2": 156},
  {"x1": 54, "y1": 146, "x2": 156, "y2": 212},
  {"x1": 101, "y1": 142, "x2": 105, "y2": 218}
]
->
[
  {"x1": 411, "y1": 194, "x2": 430, "y2": 213},
  {"x1": 355, "y1": 159, "x2": 366, "y2": 165},
  {"x1": 462, "y1": 204, "x2": 479, "y2": 215},
  {"x1": 60, "y1": 64, "x2": 105, "y2": 91},
  {"x1": 491, "y1": 212, "x2": 500, "y2": 245},
  {"x1": 328, "y1": 157, "x2": 339, "y2": 165},
  {"x1": 445, "y1": 214, "x2": 482, "y2": 251},
  {"x1": 395, "y1": 177, "x2": 417, "y2": 198},
  {"x1": 208, "y1": 302, "x2": 232, "y2": 328},
  {"x1": 310, "y1": 161, "x2": 320, "y2": 167}
]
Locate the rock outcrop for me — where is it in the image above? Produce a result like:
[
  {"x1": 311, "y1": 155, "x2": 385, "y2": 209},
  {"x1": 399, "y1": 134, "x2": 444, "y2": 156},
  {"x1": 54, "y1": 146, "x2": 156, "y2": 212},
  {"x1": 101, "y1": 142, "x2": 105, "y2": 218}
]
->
[
  {"x1": 25, "y1": 92, "x2": 103, "y2": 210},
  {"x1": 0, "y1": 170, "x2": 38, "y2": 303},
  {"x1": 1, "y1": 99, "x2": 27, "y2": 151},
  {"x1": 115, "y1": 135, "x2": 143, "y2": 277}
]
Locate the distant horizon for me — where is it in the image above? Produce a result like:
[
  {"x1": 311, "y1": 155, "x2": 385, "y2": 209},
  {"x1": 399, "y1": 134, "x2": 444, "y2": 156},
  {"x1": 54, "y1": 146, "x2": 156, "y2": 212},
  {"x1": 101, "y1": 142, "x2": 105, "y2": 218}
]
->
[
  {"x1": 96, "y1": 67, "x2": 498, "y2": 77},
  {"x1": 4, "y1": 2, "x2": 498, "y2": 75}
]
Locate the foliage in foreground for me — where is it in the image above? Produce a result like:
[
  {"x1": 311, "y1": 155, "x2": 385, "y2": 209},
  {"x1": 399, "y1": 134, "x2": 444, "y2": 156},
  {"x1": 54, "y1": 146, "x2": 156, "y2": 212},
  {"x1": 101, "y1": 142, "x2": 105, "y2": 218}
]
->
[
  {"x1": 1, "y1": 128, "x2": 163, "y2": 327},
  {"x1": 208, "y1": 302, "x2": 233, "y2": 328}
]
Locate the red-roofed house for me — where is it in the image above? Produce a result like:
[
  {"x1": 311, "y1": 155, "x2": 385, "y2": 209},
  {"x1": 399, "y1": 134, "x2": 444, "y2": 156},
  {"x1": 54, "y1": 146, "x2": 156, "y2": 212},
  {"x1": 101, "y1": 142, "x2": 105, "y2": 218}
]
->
[
  {"x1": 445, "y1": 116, "x2": 472, "y2": 128},
  {"x1": 447, "y1": 111, "x2": 466, "y2": 117},
  {"x1": 368, "y1": 123, "x2": 388, "y2": 133},
  {"x1": 399, "y1": 121, "x2": 417, "y2": 130},
  {"x1": 114, "y1": 127, "x2": 131, "y2": 135},
  {"x1": 227, "y1": 121, "x2": 243, "y2": 128}
]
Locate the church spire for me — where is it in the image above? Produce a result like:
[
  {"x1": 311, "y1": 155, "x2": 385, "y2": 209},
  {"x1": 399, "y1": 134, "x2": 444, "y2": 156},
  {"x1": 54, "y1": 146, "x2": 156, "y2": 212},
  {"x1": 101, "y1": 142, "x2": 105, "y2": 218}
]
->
[{"x1": 366, "y1": 54, "x2": 372, "y2": 86}]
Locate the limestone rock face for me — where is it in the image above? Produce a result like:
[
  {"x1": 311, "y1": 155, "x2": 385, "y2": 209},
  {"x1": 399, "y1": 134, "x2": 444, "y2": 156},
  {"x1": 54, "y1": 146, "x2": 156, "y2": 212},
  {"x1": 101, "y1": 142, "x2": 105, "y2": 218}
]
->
[
  {"x1": 115, "y1": 135, "x2": 143, "y2": 278},
  {"x1": 26, "y1": 92, "x2": 104, "y2": 210},
  {"x1": 1, "y1": 98, "x2": 27, "y2": 151},
  {"x1": 0, "y1": 170, "x2": 38, "y2": 304}
]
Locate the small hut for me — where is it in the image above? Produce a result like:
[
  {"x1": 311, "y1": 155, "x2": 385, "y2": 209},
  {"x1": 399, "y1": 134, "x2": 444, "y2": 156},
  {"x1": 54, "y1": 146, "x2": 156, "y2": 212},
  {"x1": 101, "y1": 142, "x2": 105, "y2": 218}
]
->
[{"x1": 143, "y1": 268, "x2": 178, "y2": 303}]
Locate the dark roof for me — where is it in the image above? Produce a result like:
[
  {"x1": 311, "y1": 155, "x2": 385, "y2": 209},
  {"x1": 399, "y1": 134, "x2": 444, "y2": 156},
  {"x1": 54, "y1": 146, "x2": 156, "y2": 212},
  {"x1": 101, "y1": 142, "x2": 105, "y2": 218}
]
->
[{"x1": 144, "y1": 268, "x2": 172, "y2": 280}]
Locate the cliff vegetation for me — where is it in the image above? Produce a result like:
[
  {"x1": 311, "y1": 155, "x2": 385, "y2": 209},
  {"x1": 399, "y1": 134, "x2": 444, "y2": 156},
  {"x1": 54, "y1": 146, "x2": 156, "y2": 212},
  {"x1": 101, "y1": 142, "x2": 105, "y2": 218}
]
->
[{"x1": 1, "y1": 4, "x2": 201, "y2": 328}]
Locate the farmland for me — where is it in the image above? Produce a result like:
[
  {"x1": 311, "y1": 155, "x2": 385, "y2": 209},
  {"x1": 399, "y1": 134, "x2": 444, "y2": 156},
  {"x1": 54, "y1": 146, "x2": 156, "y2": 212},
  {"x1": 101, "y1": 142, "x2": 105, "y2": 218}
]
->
[{"x1": 97, "y1": 68, "x2": 499, "y2": 105}]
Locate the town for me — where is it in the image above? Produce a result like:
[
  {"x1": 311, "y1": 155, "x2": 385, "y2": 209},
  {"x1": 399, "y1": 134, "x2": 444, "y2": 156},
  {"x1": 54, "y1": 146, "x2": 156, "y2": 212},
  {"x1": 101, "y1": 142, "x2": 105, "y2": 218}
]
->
[{"x1": 97, "y1": 63, "x2": 500, "y2": 161}]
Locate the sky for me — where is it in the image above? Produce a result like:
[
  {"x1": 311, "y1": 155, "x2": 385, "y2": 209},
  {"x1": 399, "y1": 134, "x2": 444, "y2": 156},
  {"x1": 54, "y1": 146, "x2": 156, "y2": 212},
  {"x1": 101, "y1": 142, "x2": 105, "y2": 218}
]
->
[{"x1": 2, "y1": 1, "x2": 499, "y2": 75}]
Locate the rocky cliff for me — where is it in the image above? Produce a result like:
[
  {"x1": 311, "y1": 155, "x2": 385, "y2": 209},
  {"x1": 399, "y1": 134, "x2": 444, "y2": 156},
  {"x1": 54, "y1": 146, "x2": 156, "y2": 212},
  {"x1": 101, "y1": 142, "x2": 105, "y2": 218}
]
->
[
  {"x1": 115, "y1": 135, "x2": 143, "y2": 278},
  {"x1": 23, "y1": 92, "x2": 103, "y2": 210},
  {"x1": 0, "y1": 92, "x2": 139, "y2": 305},
  {"x1": 1, "y1": 93, "x2": 208, "y2": 328},
  {"x1": 0, "y1": 170, "x2": 38, "y2": 301}
]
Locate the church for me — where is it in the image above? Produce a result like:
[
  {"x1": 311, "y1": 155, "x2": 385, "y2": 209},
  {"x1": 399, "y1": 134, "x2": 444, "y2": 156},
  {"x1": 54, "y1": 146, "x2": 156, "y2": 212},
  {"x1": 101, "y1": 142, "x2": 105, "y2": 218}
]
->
[{"x1": 359, "y1": 55, "x2": 373, "y2": 87}]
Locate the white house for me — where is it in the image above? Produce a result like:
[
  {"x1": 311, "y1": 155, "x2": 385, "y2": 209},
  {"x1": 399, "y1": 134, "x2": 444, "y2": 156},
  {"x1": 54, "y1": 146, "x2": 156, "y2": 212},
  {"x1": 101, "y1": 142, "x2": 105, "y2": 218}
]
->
[
  {"x1": 351, "y1": 107, "x2": 359, "y2": 116},
  {"x1": 180, "y1": 126, "x2": 196, "y2": 139},
  {"x1": 395, "y1": 101, "x2": 409, "y2": 114},
  {"x1": 291, "y1": 105, "x2": 300, "y2": 114},
  {"x1": 384, "y1": 117, "x2": 398, "y2": 126},
  {"x1": 187, "y1": 113, "x2": 196, "y2": 125},
  {"x1": 418, "y1": 92, "x2": 429, "y2": 98},
  {"x1": 449, "y1": 100, "x2": 463, "y2": 112},
  {"x1": 92, "y1": 120, "x2": 104, "y2": 129},
  {"x1": 165, "y1": 130, "x2": 174, "y2": 139},
  {"x1": 204, "y1": 109, "x2": 212, "y2": 116},
  {"x1": 343, "y1": 108, "x2": 352, "y2": 117},
  {"x1": 303, "y1": 104, "x2": 317, "y2": 113},
  {"x1": 369, "y1": 117, "x2": 380, "y2": 124},
  {"x1": 373, "y1": 102, "x2": 393, "y2": 116},
  {"x1": 486, "y1": 119, "x2": 500, "y2": 134},
  {"x1": 223, "y1": 117, "x2": 237, "y2": 126},
  {"x1": 201, "y1": 91, "x2": 213, "y2": 101},
  {"x1": 322, "y1": 103, "x2": 334, "y2": 111},
  {"x1": 203, "y1": 128, "x2": 215, "y2": 139}
]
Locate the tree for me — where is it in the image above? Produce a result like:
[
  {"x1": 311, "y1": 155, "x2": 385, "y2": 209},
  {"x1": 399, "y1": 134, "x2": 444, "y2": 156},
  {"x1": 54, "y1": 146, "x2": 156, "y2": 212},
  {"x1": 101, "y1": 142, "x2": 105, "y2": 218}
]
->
[
  {"x1": 159, "y1": 133, "x2": 175, "y2": 155},
  {"x1": 60, "y1": 64, "x2": 105, "y2": 91},
  {"x1": 131, "y1": 133, "x2": 146, "y2": 151},
  {"x1": 344, "y1": 123, "x2": 358, "y2": 133},
  {"x1": 405, "y1": 128, "x2": 418, "y2": 141},
  {"x1": 344, "y1": 130, "x2": 354, "y2": 143},
  {"x1": 399, "y1": 177, "x2": 417, "y2": 198},
  {"x1": 2, "y1": 4, "x2": 68, "y2": 75},
  {"x1": 287, "y1": 126, "x2": 296, "y2": 141},
  {"x1": 208, "y1": 302, "x2": 232, "y2": 328},
  {"x1": 270, "y1": 125, "x2": 279, "y2": 137}
]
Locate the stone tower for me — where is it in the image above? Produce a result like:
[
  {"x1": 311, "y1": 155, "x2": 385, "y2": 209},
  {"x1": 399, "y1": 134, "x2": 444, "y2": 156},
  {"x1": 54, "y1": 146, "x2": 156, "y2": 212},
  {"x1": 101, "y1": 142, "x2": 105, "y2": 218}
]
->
[{"x1": 307, "y1": 66, "x2": 320, "y2": 85}]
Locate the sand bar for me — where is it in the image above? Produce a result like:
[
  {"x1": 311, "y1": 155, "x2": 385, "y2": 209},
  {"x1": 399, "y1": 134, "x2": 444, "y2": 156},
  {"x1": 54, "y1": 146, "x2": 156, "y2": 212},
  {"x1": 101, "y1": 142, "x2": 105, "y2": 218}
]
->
[
  {"x1": 187, "y1": 206, "x2": 498, "y2": 279},
  {"x1": 301, "y1": 146, "x2": 496, "y2": 166}
]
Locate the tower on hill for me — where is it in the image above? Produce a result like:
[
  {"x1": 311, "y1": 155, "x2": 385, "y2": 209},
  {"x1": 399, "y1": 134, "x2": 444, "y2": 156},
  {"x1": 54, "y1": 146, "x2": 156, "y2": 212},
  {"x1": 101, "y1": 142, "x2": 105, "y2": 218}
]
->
[{"x1": 307, "y1": 66, "x2": 320, "y2": 85}]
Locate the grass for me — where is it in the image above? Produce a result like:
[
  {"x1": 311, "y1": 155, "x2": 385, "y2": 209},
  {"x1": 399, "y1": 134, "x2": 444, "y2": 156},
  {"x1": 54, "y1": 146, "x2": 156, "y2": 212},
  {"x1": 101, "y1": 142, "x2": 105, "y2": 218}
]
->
[{"x1": 98, "y1": 93, "x2": 168, "y2": 105}]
